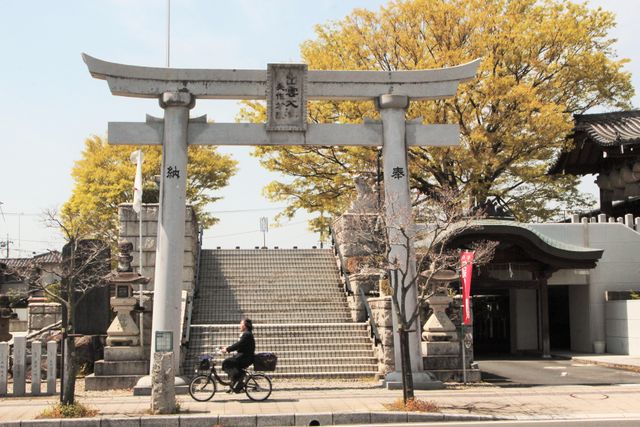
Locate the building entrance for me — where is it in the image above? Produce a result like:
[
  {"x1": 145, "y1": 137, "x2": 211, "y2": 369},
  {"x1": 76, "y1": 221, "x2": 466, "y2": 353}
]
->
[
  {"x1": 472, "y1": 291, "x2": 510, "y2": 355},
  {"x1": 549, "y1": 285, "x2": 571, "y2": 350}
]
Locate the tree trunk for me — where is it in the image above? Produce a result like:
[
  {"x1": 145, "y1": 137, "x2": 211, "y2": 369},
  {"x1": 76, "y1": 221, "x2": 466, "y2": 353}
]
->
[
  {"x1": 398, "y1": 328, "x2": 415, "y2": 403},
  {"x1": 61, "y1": 276, "x2": 76, "y2": 405},
  {"x1": 61, "y1": 336, "x2": 76, "y2": 405}
]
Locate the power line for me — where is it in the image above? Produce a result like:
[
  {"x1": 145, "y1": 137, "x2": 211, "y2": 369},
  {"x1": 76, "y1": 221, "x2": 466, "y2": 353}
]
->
[
  {"x1": 2, "y1": 212, "x2": 42, "y2": 217},
  {"x1": 203, "y1": 219, "x2": 309, "y2": 240},
  {"x1": 206, "y1": 206, "x2": 286, "y2": 214}
]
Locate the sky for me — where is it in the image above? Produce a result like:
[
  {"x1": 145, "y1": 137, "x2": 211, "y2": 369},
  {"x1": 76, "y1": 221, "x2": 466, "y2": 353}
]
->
[{"x1": 1, "y1": 0, "x2": 639, "y2": 258}]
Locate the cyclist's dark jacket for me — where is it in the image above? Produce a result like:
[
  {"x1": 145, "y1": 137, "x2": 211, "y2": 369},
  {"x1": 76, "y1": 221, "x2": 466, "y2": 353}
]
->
[{"x1": 226, "y1": 330, "x2": 255, "y2": 368}]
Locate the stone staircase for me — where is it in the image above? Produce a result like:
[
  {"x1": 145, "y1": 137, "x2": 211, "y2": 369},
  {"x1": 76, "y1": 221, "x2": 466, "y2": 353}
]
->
[{"x1": 183, "y1": 249, "x2": 378, "y2": 379}]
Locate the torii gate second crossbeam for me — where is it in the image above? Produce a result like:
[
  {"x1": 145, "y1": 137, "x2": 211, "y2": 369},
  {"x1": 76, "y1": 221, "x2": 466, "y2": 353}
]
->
[{"x1": 83, "y1": 54, "x2": 480, "y2": 388}]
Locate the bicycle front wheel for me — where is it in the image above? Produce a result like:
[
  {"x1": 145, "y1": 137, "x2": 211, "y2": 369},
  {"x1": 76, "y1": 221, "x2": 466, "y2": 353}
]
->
[
  {"x1": 245, "y1": 373, "x2": 272, "y2": 401},
  {"x1": 189, "y1": 375, "x2": 217, "y2": 401}
]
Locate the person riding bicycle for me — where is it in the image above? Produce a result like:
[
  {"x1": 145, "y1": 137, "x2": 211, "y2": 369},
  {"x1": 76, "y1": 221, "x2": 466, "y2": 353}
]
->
[{"x1": 221, "y1": 318, "x2": 255, "y2": 392}]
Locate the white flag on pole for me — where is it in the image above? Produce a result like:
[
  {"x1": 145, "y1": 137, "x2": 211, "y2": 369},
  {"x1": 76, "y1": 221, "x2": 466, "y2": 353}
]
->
[{"x1": 130, "y1": 150, "x2": 144, "y2": 214}]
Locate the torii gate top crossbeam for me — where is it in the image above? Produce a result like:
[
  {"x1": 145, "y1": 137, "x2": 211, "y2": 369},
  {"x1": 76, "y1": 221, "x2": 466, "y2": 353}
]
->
[{"x1": 82, "y1": 54, "x2": 480, "y2": 101}]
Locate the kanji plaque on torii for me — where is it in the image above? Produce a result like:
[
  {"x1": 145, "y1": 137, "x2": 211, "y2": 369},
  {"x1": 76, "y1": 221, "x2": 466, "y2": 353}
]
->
[
  {"x1": 83, "y1": 53, "x2": 480, "y2": 388},
  {"x1": 267, "y1": 64, "x2": 307, "y2": 132}
]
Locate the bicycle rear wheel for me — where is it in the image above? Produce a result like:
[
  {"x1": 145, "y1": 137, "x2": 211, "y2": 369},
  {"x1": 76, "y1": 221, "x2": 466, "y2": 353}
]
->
[
  {"x1": 244, "y1": 373, "x2": 272, "y2": 401},
  {"x1": 189, "y1": 375, "x2": 217, "y2": 401}
]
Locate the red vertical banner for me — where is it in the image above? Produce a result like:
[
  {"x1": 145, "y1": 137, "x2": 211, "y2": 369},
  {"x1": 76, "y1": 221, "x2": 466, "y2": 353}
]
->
[{"x1": 460, "y1": 251, "x2": 475, "y2": 326}]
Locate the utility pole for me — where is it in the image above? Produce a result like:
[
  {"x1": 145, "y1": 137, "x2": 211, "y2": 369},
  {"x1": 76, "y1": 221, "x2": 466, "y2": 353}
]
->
[
  {"x1": 259, "y1": 217, "x2": 268, "y2": 248},
  {"x1": 1, "y1": 235, "x2": 12, "y2": 259}
]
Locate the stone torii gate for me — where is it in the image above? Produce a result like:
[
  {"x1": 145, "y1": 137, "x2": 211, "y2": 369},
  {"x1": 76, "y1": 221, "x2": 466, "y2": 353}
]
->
[{"x1": 83, "y1": 54, "x2": 479, "y2": 385}]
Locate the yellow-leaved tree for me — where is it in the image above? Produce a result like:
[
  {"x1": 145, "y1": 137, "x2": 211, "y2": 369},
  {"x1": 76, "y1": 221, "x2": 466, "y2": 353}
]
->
[
  {"x1": 62, "y1": 136, "x2": 237, "y2": 244},
  {"x1": 240, "y1": 0, "x2": 633, "y2": 237}
]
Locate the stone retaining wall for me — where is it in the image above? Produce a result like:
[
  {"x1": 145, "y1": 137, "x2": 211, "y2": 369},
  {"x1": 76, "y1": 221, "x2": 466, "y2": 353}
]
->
[
  {"x1": 369, "y1": 296, "x2": 394, "y2": 376},
  {"x1": 28, "y1": 303, "x2": 62, "y2": 333},
  {"x1": 118, "y1": 204, "x2": 198, "y2": 292}
]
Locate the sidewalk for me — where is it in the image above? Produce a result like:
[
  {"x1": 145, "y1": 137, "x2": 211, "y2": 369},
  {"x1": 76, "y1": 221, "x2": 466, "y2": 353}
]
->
[
  {"x1": 2, "y1": 382, "x2": 640, "y2": 426},
  {"x1": 3, "y1": 353, "x2": 640, "y2": 425}
]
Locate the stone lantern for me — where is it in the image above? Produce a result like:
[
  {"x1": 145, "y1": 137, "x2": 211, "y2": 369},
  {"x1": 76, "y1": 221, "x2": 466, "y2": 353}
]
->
[
  {"x1": 419, "y1": 268, "x2": 474, "y2": 381},
  {"x1": 421, "y1": 269, "x2": 459, "y2": 342},
  {"x1": 106, "y1": 241, "x2": 149, "y2": 346}
]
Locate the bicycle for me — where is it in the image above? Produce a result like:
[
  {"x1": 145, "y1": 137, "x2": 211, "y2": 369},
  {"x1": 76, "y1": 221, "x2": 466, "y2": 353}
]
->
[{"x1": 188, "y1": 348, "x2": 273, "y2": 402}]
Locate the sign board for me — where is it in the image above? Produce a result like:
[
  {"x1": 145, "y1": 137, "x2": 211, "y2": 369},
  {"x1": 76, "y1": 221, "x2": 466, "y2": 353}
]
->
[
  {"x1": 267, "y1": 63, "x2": 307, "y2": 132},
  {"x1": 155, "y1": 331, "x2": 173, "y2": 352}
]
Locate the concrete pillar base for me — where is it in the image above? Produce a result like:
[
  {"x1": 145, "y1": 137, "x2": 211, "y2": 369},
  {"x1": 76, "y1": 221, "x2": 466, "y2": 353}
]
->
[{"x1": 133, "y1": 375, "x2": 189, "y2": 396}]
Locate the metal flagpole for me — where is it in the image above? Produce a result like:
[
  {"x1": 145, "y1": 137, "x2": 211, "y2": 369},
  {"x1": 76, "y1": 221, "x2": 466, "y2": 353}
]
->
[
  {"x1": 461, "y1": 304, "x2": 467, "y2": 384},
  {"x1": 131, "y1": 149, "x2": 145, "y2": 348},
  {"x1": 166, "y1": 0, "x2": 171, "y2": 67},
  {"x1": 139, "y1": 206, "x2": 144, "y2": 348}
]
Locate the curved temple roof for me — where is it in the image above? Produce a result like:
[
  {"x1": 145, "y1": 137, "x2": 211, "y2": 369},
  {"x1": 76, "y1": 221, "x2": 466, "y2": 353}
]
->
[
  {"x1": 577, "y1": 110, "x2": 640, "y2": 147},
  {"x1": 82, "y1": 53, "x2": 480, "y2": 101},
  {"x1": 550, "y1": 110, "x2": 640, "y2": 175},
  {"x1": 444, "y1": 220, "x2": 604, "y2": 269}
]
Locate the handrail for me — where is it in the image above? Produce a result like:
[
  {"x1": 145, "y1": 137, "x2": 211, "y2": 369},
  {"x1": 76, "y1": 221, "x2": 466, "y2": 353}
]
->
[
  {"x1": 360, "y1": 286, "x2": 382, "y2": 346},
  {"x1": 194, "y1": 226, "x2": 204, "y2": 295},
  {"x1": 183, "y1": 226, "x2": 204, "y2": 347},
  {"x1": 329, "y1": 225, "x2": 353, "y2": 296}
]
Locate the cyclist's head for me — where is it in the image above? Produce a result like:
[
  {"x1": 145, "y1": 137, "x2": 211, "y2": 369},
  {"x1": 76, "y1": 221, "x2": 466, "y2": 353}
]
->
[{"x1": 241, "y1": 318, "x2": 253, "y2": 332}]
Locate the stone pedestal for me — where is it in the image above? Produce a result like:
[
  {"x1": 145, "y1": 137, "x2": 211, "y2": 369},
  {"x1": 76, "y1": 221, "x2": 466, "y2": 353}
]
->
[
  {"x1": 349, "y1": 272, "x2": 382, "y2": 322},
  {"x1": 422, "y1": 295, "x2": 458, "y2": 341},
  {"x1": 85, "y1": 345, "x2": 149, "y2": 390},
  {"x1": 421, "y1": 295, "x2": 480, "y2": 382},
  {"x1": 106, "y1": 297, "x2": 140, "y2": 346}
]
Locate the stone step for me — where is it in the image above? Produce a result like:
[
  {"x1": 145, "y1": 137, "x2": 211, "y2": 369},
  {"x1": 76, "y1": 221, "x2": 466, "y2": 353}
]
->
[
  {"x1": 195, "y1": 301, "x2": 349, "y2": 309},
  {"x1": 260, "y1": 371, "x2": 378, "y2": 379},
  {"x1": 183, "y1": 361, "x2": 378, "y2": 376},
  {"x1": 191, "y1": 322, "x2": 368, "y2": 337},
  {"x1": 198, "y1": 280, "x2": 342, "y2": 289},
  {"x1": 196, "y1": 356, "x2": 378, "y2": 367},
  {"x1": 190, "y1": 328, "x2": 368, "y2": 339},
  {"x1": 193, "y1": 318, "x2": 353, "y2": 324},
  {"x1": 187, "y1": 249, "x2": 378, "y2": 381},
  {"x1": 189, "y1": 334, "x2": 373, "y2": 344},
  {"x1": 94, "y1": 360, "x2": 149, "y2": 376},
  {"x1": 84, "y1": 374, "x2": 144, "y2": 391},
  {"x1": 192, "y1": 316, "x2": 353, "y2": 324},
  {"x1": 194, "y1": 308, "x2": 350, "y2": 317},
  {"x1": 186, "y1": 342, "x2": 374, "y2": 354},
  {"x1": 428, "y1": 368, "x2": 482, "y2": 383},
  {"x1": 195, "y1": 289, "x2": 344, "y2": 296},
  {"x1": 193, "y1": 300, "x2": 350, "y2": 307},
  {"x1": 196, "y1": 294, "x2": 344, "y2": 301}
]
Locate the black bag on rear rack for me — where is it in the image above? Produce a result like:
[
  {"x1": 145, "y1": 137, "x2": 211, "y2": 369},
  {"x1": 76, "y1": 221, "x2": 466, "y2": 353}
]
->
[{"x1": 253, "y1": 352, "x2": 277, "y2": 371}]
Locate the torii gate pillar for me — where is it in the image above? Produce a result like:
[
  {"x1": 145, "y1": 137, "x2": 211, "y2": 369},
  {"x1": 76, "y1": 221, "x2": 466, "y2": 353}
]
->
[
  {"x1": 377, "y1": 95, "x2": 433, "y2": 386},
  {"x1": 151, "y1": 92, "x2": 194, "y2": 370}
]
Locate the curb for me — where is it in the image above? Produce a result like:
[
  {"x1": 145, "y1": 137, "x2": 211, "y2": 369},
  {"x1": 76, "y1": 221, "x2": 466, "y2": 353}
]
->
[
  {"x1": 571, "y1": 358, "x2": 640, "y2": 374},
  {"x1": 1, "y1": 411, "x2": 509, "y2": 426}
]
